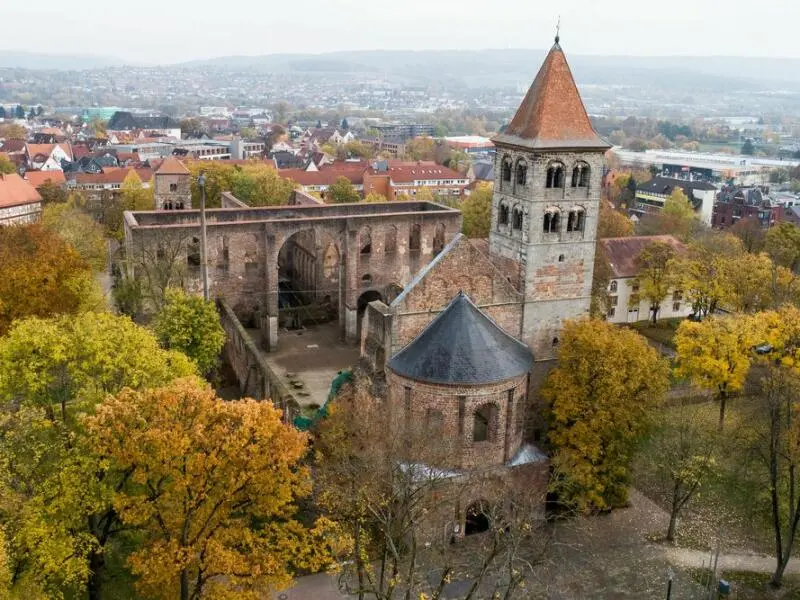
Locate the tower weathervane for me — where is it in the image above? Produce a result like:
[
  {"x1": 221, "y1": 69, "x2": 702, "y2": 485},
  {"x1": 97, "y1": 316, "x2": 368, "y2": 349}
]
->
[{"x1": 555, "y1": 16, "x2": 561, "y2": 44}]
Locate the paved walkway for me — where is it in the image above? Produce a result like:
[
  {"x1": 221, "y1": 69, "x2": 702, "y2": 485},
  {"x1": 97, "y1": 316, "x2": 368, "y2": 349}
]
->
[{"x1": 664, "y1": 546, "x2": 800, "y2": 576}]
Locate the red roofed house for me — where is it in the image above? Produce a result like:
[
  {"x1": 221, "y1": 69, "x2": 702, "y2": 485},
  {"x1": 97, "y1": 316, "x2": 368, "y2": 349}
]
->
[
  {"x1": 0, "y1": 173, "x2": 42, "y2": 225},
  {"x1": 278, "y1": 159, "x2": 469, "y2": 201},
  {"x1": 600, "y1": 235, "x2": 689, "y2": 323},
  {"x1": 25, "y1": 143, "x2": 73, "y2": 171},
  {"x1": 24, "y1": 170, "x2": 67, "y2": 189}
]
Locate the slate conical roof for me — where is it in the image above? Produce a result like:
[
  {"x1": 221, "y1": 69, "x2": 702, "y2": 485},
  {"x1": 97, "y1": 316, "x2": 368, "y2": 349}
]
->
[
  {"x1": 492, "y1": 40, "x2": 609, "y2": 151},
  {"x1": 388, "y1": 291, "x2": 533, "y2": 385}
]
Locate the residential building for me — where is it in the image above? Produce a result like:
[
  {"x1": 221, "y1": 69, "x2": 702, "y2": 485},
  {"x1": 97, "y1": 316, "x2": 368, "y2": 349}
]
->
[
  {"x1": 0, "y1": 173, "x2": 42, "y2": 225},
  {"x1": 107, "y1": 111, "x2": 181, "y2": 139},
  {"x1": 25, "y1": 143, "x2": 73, "y2": 171},
  {"x1": 372, "y1": 123, "x2": 436, "y2": 141},
  {"x1": 360, "y1": 137, "x2": 406, "y2": 158},
  {"x1": 634, "y1": 176, "x2": 717, "y2": 226},
  {"x1": 712, "y1": 185, "x2": 784, "y2": 229},
  {"x1": 601, "y1": 235, "x2": 691, "y2": 323},
  {"x1": 153, "y1": 157, "x2": 191, "y2": 210},
  {"x1": 230, "y1": 138, "x2": 266, "y2": 160},
  {"x1": 445, "y1": 136, "x2": 495, "y2": 154},
  {"x1": 67, "y1": 168, "x2": 153, "y2": 192}
]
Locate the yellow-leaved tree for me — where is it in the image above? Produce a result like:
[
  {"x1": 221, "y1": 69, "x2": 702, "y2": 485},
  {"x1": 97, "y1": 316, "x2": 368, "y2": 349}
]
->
[
  {"x1": 543, "y1": 319, "x2": 669, "y2": 512},
  {"x1": 633, "y1": 240, "x2": 678, "y2": 324},
  {"x1": 675, "y1": 315, "x2": 766, "y2": 429},
  {"x1": 461, "y1": 182, "x2": 492, "y2": 238},
  {"x1": 0, "y1": 313, "x2": 196, "y2": 599},
  {"x1": 87, "y1": 379, "x2": 340, "y2": 600}
]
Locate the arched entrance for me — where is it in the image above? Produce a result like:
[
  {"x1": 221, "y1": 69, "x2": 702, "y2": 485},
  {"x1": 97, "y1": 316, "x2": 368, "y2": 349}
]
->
[
  {"x1": 357, "y1": 290, "x2": 384, "y2": 339},
  {"x1": 276, "y1": 229, "x2": 340, "y2": 331},
  {"x1": 465, "y1": 501, "x2": 491, "y2": 536}
]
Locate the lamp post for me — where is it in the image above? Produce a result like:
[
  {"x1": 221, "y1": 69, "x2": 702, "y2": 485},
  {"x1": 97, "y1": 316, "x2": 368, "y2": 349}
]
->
[{"x1": 197, "y1": 173, "x2": 209, "y2": 301}]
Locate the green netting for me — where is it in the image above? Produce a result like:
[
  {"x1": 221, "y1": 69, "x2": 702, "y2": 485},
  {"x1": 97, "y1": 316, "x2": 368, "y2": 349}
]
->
[{"x1": 293, "y1": 370, "x2": 352, "y2": 431}]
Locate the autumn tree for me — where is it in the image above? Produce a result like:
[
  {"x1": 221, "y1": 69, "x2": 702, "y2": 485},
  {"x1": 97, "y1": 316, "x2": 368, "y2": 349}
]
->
[
  {"x1": 414, "y1": 186, "x2": 436, "y2": 202},
  {"x1": 0, "y1": 155, "x2": 15, "y2": 175},
  {"x1": 88, "y1": 379, "x2": 337, "y2": 600},
  {"x1": 0, "y1": 313, "x2": 196, "y2": 599},
  {"x1": 634, "y1": 241, "x2": 677, "y2": 324},
  {"x1": 315, "y1": 380, "x2": 550, "y2": 600},
  {"x1": 119, "y1": 169, "x2": 153, "y2": 211},
  {"x1": 123, "y1": 228, "x2": 192, "y2": 311},
  {"x1": 765, "y1": 222, "x2": 800, "y2": 272},
  {"x1": 35, "y1": 180, "x2": 68, "y2": 204},
  {"x1": 42, "y1": 202, "x2": 108, "y2": 272},
  {"x1": 0, "y1": 124, "x2": 26, "y2": 140},
  {"x1": 637, "y1": 188, "x2": 700, "y2": 241},
  {"x1": 639, "y1": 399, "x2": 718, "y2": 542},
  {"x1": 730, "y1": 217, "x2": 766, "y2": 253},
  {"x1": 597, "y1": 200, "x2": 634, "y2": 239},
  {"x1": 543, "y1": 319, "x2": 669, "y2": 512},
  {"x1": 363, "y1": 192, "x2": 387, "y2": 203},
  {"x1": 670, "y1": 232, "x2": 743, "y2": 319},
  {"x1": 0, "y1": 224, "x2": 101, "y2": 335},
  {"x1": 590, "y1": 243, "x2": 613, "y2": 318},
  {"x1": 461, "y1": 182, "x2": 492, "y2": 238},
  {"x1": 152, "y1": 289, "x2": 225, "y2": 374},
  {"x1": 404, "y1": 136, "x2": 437, "y2": 161},
  {"x1": 187, "y1": 161, "x2": 234, "y2": 208},
  {"x1": 675, "y1": 315, "x2": 765, "y2": 428},
  {"x1": 327, "y1": 176, "x2": 360, "y2": 204},
  {"x1": 229, "y1": 163, "x2": 296, "y2": 207},
  {"x1": 722, "y1": 251, "x2": 773, "y2": 312}
]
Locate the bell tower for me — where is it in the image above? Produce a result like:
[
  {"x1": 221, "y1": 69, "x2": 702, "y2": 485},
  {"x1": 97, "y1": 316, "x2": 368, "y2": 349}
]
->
[{"x1": 489, "y1": 37, "x2": 610, "y2": 359}]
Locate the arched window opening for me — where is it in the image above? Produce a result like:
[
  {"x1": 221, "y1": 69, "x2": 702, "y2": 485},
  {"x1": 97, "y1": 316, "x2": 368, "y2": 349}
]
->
[
  {"x1": 498, "y1": 204, "x2": 509, "y2": 226},
  {"x1": 362, "y1": 273, "x2": 372, "y2": 283},
  {"x1": 501, "y1": 158, "x2": 512, "y2": 183},
  {"x1": 544, "y1": 209, "x2": 560, "y2": 234},
  {"x1": 558, "y1": 254, "x2": 565, "y2": 263},
  {"x1": 425, "y1": 408, "x2": 444, "y2": 436},
  {"x1": 571, "y1": 166, "x2": 580, "y2": 188},
  {"x1": 473, "y1": 403, "x2": 497, "y2": 443},
  {"x1": 384, "y1": 226, "x2": 397, "y2": 254},
  {"x1": 546, "y1": 167, "x2": 555, "y2": 189},
  {"x1": 515, "y1": 160, "x2": 527, "y2": 186},
  {"x1": 554, "y1": 166, "x2": 564, "y2": 188},
  {"x1": 567, "y1": 208, "x2": 585, "y2": 232},
  {"x1": 512, "y1": 208, "x2": 523, "y2": 231},
  {"x1": 360, "y1": 229, "x2": 372, "y2": 255},
  {"x1": 552, "y1": 337, "x2": 560, "y2": 347},
  {"x1": 433, "y1": 223, "x2": 446, "y2": 255},
  {"x1": 465, "y1": 501, "x2": 490, "y2": 536},
  {"x1": 610, "y1": 280, "x2": 618, "y2": 293},
  {"x1": 409, "y1": 224, "x2": 421, "y2": 252},
  {"x1": 579, "y1": 165, "x2": 590, "y2": 187}
]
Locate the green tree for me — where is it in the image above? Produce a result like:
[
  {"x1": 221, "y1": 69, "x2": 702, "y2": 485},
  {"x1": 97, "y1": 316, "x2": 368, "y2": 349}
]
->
[
  {"x1": 119, "y1": 170, "x2": 152, "y2": 211},
  {"x1": 637, "y1": 188, "x2": 699, "y2": 241},
  {"x1": 230, "y1": 164, "x2": 296, "y2": 207},
  {"x1": 152, "y1": 289, "x2": 225, "y2": 374},
  {"x1": 41, "y1": 203, "x2": 108, "y2": 272},
  {"x1": 0, "y1": 313, "x2": 196, "y2": 599},
  {"x1": 363, "y1": 192, "x2": 387, "y2": 203},
  {"x1": 0, "y1": 155, "x2": 14, "y2": 175},
  {"x1": 742, "y1": 139, "x2": 756, "y2": 155},
  {"x1": 87, "y1": 379, "x2": 337, "y2": 600},
  {"x1": 326, "y1": 176, "x2": 360, "y2": 204},
  {"x1": 35, "y1": 180, "x2": 67, "y2": 204},
  {"x1": 14, "y1": 105, "x2": 24, "y2": 119},
  {"x1": 461, "y1": 182, "x2": 492, "y2": 238},
  {"x1": 543, "y1": 319, "x2": 669, "y2": 512}
]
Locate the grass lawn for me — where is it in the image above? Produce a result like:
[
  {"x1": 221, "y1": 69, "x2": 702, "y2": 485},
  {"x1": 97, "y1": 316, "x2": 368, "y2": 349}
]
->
[
  {"x1": 634, "y1": 396, "x2": 777, "y2": 555},
  {"x1": 630, "y1": 318, "x2": 683, "y2": 350}
]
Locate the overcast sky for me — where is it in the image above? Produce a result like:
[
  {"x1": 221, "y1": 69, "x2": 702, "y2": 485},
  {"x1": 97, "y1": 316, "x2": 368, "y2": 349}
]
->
[{"x1": 3, "y1": 0, "x2": 798, "y2": 63}]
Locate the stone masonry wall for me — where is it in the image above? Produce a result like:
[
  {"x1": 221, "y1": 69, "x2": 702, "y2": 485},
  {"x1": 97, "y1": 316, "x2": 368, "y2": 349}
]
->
[{"x1": 386, "y1": 369, "x2": 528, "y2": 471}]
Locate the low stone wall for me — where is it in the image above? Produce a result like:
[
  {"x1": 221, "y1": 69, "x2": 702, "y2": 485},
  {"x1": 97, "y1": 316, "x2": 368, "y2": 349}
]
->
[
  {"x1": 220, "y1": 191, "x2": 249, "y2": 208},
  {"x1": 217, "y1": 298, "x2": 299, "y2": 422}
]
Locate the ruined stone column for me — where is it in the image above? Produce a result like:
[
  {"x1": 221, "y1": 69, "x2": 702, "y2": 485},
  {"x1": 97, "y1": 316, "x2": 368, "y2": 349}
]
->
[
  {"x1": 343, "y1": 227, "x2": 359, "y2": 344},
  {"x1": 264, "y1": 227, "x2": 280, "y2": 351}
]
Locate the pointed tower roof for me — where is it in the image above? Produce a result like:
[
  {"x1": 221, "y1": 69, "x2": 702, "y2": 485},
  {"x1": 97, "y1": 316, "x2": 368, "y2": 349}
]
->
[
  {"x1": 155, "y1": 156, "x2": 190, "y2": 175},
  {"x1": 388, "y1": 291, "x2": 533, "y2": 385},
  {"x1": 492, "y1": 40, "x2": 610, "y2": 151}
]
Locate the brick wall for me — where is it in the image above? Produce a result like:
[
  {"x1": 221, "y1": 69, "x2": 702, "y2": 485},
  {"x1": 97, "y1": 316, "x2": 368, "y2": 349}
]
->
[{"x1": 386, "y1": 369, "x2": 528, "y2": 471}]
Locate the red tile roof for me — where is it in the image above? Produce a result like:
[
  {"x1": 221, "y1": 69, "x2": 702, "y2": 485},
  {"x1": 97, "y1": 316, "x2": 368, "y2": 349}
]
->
[
  {"x1": 155, "y1": 156, "x2": 189, "y2": 175},
  {"x1": 280, "y1": 167, "x2": 363, "y2": 187},
  {"x1": 24, "y1": 170, "x2": 66, "y2": 188},
  {"x1": 72, "y1": 168, "x2": 153, "y2": 186},
  {"x1": 0, "y1": 140, "x2": 26, "y2": 154},
  {"x1": 493, "y1": 42, "x2": 608, "y2": 151},
  {"x1": 379, "y1": 163, "x2": 463, "y2": 184},
  {"x1": 600, "y1": 235, "x2": 686, "y2": 279},
  {"x1": 25, "y1": 142, "x2": 73, "y2": 162},
  {"x1": 0, "y1": 173, "x2": 42, "y2": 208}
]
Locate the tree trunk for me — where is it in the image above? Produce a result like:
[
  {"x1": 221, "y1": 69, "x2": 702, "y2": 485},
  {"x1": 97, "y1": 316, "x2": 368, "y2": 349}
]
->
[
  {"x1": 717, "y1": 393, "x2": 727, "y2": 431},
  {"x1": 87, "y1": 549, "x2": 105, "y2": 600},
  {"x1": 666, "y1": 510, "x2": 678, "y2": 543},
  {"x1": 180, "y1": 568, "x2": 190, "y2": 600}
]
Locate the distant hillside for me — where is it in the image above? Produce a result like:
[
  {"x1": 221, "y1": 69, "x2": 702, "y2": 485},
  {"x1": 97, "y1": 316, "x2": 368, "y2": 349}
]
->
[
  {"x1": 179, "y1": 49, "x2": 800, "y2": 90},
  {"x1": 0, "y1": 51, "x2": 126, "y2": 70}
]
